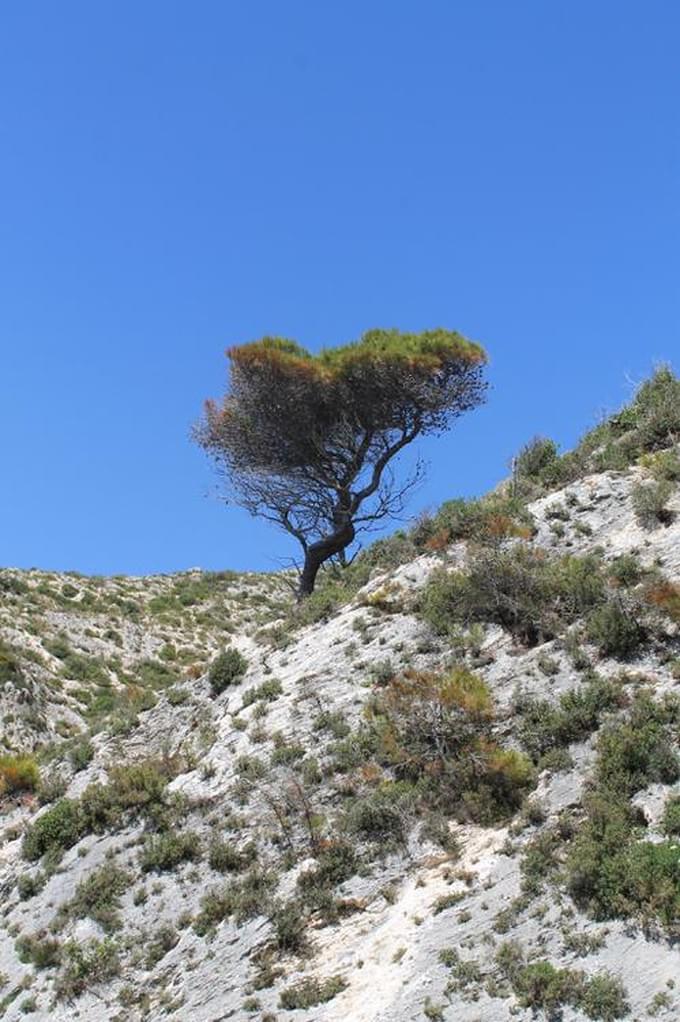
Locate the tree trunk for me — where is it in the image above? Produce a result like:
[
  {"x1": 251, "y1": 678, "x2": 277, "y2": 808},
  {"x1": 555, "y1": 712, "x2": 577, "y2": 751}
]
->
[{"x1": 297, "y1": 522, "x2": 356, "y2": 600}]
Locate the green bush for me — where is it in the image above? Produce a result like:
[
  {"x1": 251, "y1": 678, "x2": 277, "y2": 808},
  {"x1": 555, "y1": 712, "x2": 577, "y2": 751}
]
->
[
  {"x1": 208, "y1": 838, "x2": 255, "y2": 873},
  {"x1": 22, "y1": 799, "x2": 85, "y2": 861},
  {"x1": 140, "y1": 831, "x2": 201, "y2": 872},
  {"x1": 194, "y1": 869, "x2": 275, "y2": 935},
  {"x1": 0, "y1": 754, "x2": 40, "y2": 795},
  {"x1": 61, "y1": 864, "x2": 130, "y2": 931},
  {"x1": 279, "y1": 975, "x2": 348, "y2": 1010},
  {"x1": 661, "y1": 794, "x2": 680, "y2": 836},
  {"x1": 420, "y1": 548, "x2": 606, "y2": 646},
  {"x1": 510, "y1": 960, "x2": 628, "y2": 1020},
  {"x1": 241, "y1": 678, "x2": 283, "y2": 707},
  {"x1": 208, "y1": 648, "x2": 248, "y2": 695},
  {"x1": 518, "y1": 674, "x2": 622, "y2": 761},
  {"x1": 16, "y1": 932, "x2": 62, "y2": 969},
  {"x1": 0, "y1": 640, "x2": 24, "y2": 688},
  {"x1": 54, "y1": 938, "x2": 120, "y2": 1000},
  {"x1": 68, "y1": 739, "x2": 94, "y2": 772},
  {"x1": 586, "y1": 601, "x2": 644, "y2": 658},
  {"x1": 631, "y1": 480, "x2": 674, "y2": 528}
]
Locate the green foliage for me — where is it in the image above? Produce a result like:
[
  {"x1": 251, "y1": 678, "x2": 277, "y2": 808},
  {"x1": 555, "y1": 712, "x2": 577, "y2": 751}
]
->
[
  {"x1": 241, "y1": 678, "x2": 283, "y2": 707},
  {"x1": 16, "y1": 932, "x2": 62, "y2": 969},
  {"x1": 517, "y1": 673, "x2": 623, "y2": 761},
  {"x1": 510, "y1": 960, "x2": 628, "y2": 1020},
  {"x1": 61, "y1": 864, "x2": 130, "y2": 931},
  {"x1": 420, "y1": 547, "x2": 606, "y2": 646},
  {"x1": 23, "y1": 757, "x2": 179, "y2": 860},
  {"x1": 145, "y1": 924, "x2": 179, "y2": 969},
  {"x1": 631, "y1": 480, "x2": 674, "y2": 528},
  {"x1": 586, "y1": 600, "x2": 644, "y2": 658},
  {"x1": 511, "y1": 368, "x2": 680, "y2": 495},
  {"x1": 0, "y1": 640, "x2": 24, "y2": 688},
  {"x1": 566, "y1": 694, "x2": 680, "y2": 932},
  {"x1": 54, "y1": 938, "x2": 120, "y2": 1000},
  {"x1": 0, "y1": 754, "x2": 40, "y2": 795},
  {"x1": 140, "y1": 831, "x2": 202, "y2": 872},
  {"x1": 22, "y1": 799, "x2": 85, "y2": 861},
  {"x1": 16, "y1": 871, "x2": 46, "y2": 901},
  {"x1": 208, "y1": 838, "x2": 256, "y2": 873},
  {"x1": 413, "y1": 493, "x2": 534, "y2": 549},
  {"x1": 194, "y1": 869, "x2": 276, "y2": 934},
  {"x1": 209, "y1": 648, "x2": 248, "y2": 695},
  {"x1": 278, "y1": 975, "x2": 348, "y2": 1010},
  {"x1": 661, "y1": 794, "x2": 680, "y2": 836},
  {"x1": 68, "y1": 739, "x2": 94, "y2": 772}
]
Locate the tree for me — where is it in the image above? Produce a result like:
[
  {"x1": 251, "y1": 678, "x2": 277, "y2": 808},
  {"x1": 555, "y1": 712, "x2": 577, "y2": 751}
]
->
[{"x1": 195, "y1": 328, "x2": 488, "y2": 597}]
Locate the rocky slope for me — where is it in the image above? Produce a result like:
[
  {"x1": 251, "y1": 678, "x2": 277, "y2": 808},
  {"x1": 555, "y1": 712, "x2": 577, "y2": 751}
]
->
[{"x1": 1, "y1": 375, "x2": 680, "y2": 1022}]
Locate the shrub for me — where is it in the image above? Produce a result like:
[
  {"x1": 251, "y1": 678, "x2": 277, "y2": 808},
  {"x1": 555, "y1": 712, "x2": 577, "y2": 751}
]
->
[
  {"x1": 362, "y1": 669, "x2": 534, "y2": 826},
  {"x1": 510, "y1": 961, "x2": 627, "y2": 1020},
  {"x1": 269, "y1": 900, "x2": 308, "y2": 952},
  {"x1": 586, "y1": 601, "x2": 644, "y2": 658},
  {"x1": 16, "y1": 932, "x2": 62, "y2": 969},
  {"x1": 241, "y1": 678, "x2": 283, "y2": 708},
  {"x1": 0, "y1": 641, "x2": 24, "y2": 688},
  {"x1": 579, "y1": 973, "x2": 629, "y2": 1021},
  {"x1": 194, "y1": 869, "x2": 275, "y2": 934},
  {"x1": 517, "y1": 674, "x2": 622, "y2": 761},
  {"x1": 278, "y1": 975, "x2": 348, "y2": 1010},
  {"x1": 22, "y1": 799, "x2": 85, "y2": 861},
  {"x1": 512, "y1": 436, "x2": 561, "y2": 489},
  {"x1": 631, "y1": 480, "x2": 674, "y2": 528},
  {"x1": 209, "y1": 648, "x2": 248, "y2": 695},
  {"x1": 68, "y1": 739, "x2": 94, "y2": 773},
  {"x1": 140, "y1": 831, "x2": 202, "y2": 872},
  {"x1": 415, "y1": 493, "x2": 534, "y2": 548},
  {"x1": 54, "y1": 938, "x2": 120, "y2": 1000},
  {"x1": 145, "y1": 924, "x2": 179, "y2": 969},
  {"x1": 420, "y1": 548, "x2": 606, "y2": 646},
  {"x1": 0, "y1": 754, "x2": 40, "y2": 795},
  {"x1": 61, "y1": 864, "x2": 130, "y2": 931},
  {"x1": 608, "y1": 553, "x2": 644, "y2": 587},
  {"x1": 640, "y1": 448, "x2": 680, "y2": 481},
  {"x1": 16, "y1": 871, "x2": 46, "y2": 900},
  {"x1": 208, "y1": 838, "x2": 255, "y2": 873},
  {"x1": 662, "y1": 794, "x2": 680, "y2": 836},
  {"x1": 343, "y1": 784, "x2": 413, "y2": 845}
]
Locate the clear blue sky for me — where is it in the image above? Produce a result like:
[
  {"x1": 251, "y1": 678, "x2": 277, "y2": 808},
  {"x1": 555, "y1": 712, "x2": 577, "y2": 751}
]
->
[{"x1": 1, "y1": 2, "x2": 678, "y2": 575}]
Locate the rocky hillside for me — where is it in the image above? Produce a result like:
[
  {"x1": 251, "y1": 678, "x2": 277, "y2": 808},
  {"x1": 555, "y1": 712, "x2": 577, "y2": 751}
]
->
[{"x1": 1, "y1": 370, "x2": 680, "y2": 1022}]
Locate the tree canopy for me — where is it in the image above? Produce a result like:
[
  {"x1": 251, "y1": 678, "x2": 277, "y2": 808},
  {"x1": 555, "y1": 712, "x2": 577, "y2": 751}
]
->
[{"x1": 195, "y1": 328, "x2": 488, "y2": 596}]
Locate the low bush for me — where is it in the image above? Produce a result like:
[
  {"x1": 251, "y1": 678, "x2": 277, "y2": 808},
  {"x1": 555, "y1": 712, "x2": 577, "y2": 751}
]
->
[
  {"x1": 194, "y1": 869, "x2": 276, "y2": 935},
  {"x1": 517, "y1": 674, "x2": 623, "y2": 761},
  {"x1": 661, "y1": 794, "x2": 680, "y2": 836},
  {"x1": 364, "y1": 669, "x2": 535, "y2": 825},
  {"x1": 208, "y1": 838, "x2": 256, "y2": 873},
  {"x1": 420, "y1": 548, "x2": 606, "y2": 646},
  {"x1": 140, "y1": 831, "x2": 202, "y2": 872},
  {"x1": 631, "y1": 480, "x2": 674, "y2": 528},
  {"x1": 16, "y1": 932, "x2": 62, "y2": 969},
  {"x1": 209, "y1": 648, "x2": 248, "y2": 695},
  {"x1": 0, "y1": 641, "x2": 24, "y2": 688},
  {"x1": 54, "y1": 938, "x2": 120, "y2": 1000},
  {"x1": 510, "y1": 960, "x2": 627, "y2": 1020},
  {"x1": 22, "y1": 799, "x2": 85, "y2": 861},
  {"x1": 586, "y1": 601, "x2": 644, "y2": 659},
  {"x1": 0, "y1": 754, "x2": 40, "y2": 796},
  {"x1": 60, "y1": 863, "x2": 130, "y2": 931},
  {"x1": 279, "y1": 975, "x2": 348, "y2": 1010}
]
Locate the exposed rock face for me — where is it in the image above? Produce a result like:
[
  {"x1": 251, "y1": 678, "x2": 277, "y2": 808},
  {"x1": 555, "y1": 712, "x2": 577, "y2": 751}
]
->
[{"x1": 0, "y1": 459, "x2": 679, "y2": 1021}]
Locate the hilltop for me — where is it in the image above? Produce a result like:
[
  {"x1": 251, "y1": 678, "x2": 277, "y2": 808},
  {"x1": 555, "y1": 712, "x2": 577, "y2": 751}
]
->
[{"x1": 0, "y1": 369, "x2": 679, "y2": 1021}]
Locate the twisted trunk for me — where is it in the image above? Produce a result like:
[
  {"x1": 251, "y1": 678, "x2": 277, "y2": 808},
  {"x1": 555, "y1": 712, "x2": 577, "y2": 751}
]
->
[{"x1": 296, "y1": 520, "x2": 356, "y2": 599}]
